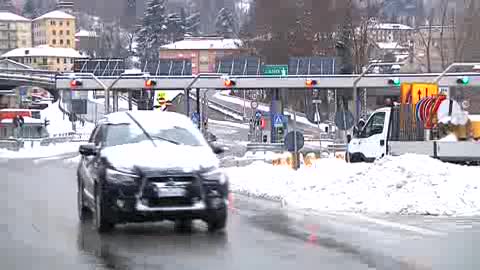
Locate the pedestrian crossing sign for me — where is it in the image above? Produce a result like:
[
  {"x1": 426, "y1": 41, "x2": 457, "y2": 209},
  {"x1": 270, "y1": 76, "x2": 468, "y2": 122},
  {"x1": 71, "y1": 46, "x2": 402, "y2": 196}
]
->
[{"x1": 273, "y1": 114, "x2": 283, "y2": 127}]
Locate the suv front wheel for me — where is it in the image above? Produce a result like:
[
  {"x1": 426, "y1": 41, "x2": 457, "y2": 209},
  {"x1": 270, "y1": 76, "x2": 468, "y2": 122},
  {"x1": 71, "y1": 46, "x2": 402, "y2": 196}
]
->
[
  {"x1": 207, "y1": 207, "x2": 227, "y2": 232},
  {"x1": 94, "y1": 184, "x2": 115, "y2": 233}
]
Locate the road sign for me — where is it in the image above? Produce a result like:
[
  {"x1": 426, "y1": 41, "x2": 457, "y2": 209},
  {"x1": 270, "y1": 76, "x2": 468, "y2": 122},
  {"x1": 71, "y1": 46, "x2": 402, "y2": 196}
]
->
[
  {"x1": 334, "y1": 110, "x2": 355, "y2": 130},
  {"x1": 71, "y1": 99, "x2": 87, "y2": 115},
  {"x1": 285, "y1": 131, "x2": 304, "y2": 152},
  {"x1": 191, "y1": 112, "x2": 200, "y2": 125},
  {"x1": 19, "y1": 87, "x2": 27, "y2": 96},
  {"x1": 312, "y1": 99, "x2": 322, "y2": 104},
  {"x1": 255, "y1": 110, "x2": 262, "y2": 119},
  {"x1": 263, "y1": 65, "x2": 289, "y2": 76},
  {"x1": 273, "y1": 114, "x2": 284, "y2": 127},
  {"x1": 251, "y1": 101, "x2": 259, "y2": 109}
]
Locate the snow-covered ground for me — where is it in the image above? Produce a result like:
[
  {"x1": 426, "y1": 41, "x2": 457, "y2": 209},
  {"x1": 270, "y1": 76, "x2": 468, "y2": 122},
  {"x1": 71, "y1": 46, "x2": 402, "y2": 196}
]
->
[
  {"x1": 225, "y1": 154, "x2": 480, "y2": 216},
  {"x1": 214, "y1": 91, "x2": 320, "y2": 128},
  {"x1": 41, "y1": 101, "x2": 94, "y2": 136},
  {"x1": 0, "y1": 142, "x2": 84, "y2": 159}
]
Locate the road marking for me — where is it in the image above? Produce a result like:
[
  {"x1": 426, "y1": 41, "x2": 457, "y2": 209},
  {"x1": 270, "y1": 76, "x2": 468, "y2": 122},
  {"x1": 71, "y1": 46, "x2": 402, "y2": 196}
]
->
[
  {"x1": 342, "y1": 213, "x2": 445, "y2": 236},
  {"x1": 33, "y1": 154, "x2": 78, "y2": 164}
]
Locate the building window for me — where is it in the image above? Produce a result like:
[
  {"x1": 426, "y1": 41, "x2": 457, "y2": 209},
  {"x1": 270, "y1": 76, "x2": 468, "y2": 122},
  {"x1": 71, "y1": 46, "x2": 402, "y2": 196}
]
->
[
  {"x1": 66, "y1": 21, "x2": 70, "y2": 26},
  {"x1": 57, "y1": 58, "x2": 60, "y2": 64},
  {"x1": 63, "y1": 58, "x2": 67, "y2": 64},
  {"x1": 70, "y1": 58, "x2": 73, "y2": 64},
  {"x1": 60, "y1": 39, "x2": 64, "y2": 45},
  {"x1": 52, "y1": 39, "x2": 56, "y2": 45},
  {"x1": 33, "y1": 58, "x2": 36, "y2": 63},
  {"x1": 60, "y1": 30, "x2": 63, "y2": 35},
  {"x1": 52, "y1": 30, "x2": 56, "y2": 35},
  {"x1": 59, "y1": 21, "x2": 63, "y2": 26},
  {"x1": 66, "y1": 39, "x2": 70, "y2": 45},
  {"x1": 51, "y1": 20, "x2": 56, "y2": 25},
  {"x1": 43, "y1": 58, "x2": 47, "y2": 65},
  {"x1": 66, "y1": 30, "x2": 70, "y2": 35},
  {"x1": 21, "y1": 40, "x2": 26, "y2": 46}
]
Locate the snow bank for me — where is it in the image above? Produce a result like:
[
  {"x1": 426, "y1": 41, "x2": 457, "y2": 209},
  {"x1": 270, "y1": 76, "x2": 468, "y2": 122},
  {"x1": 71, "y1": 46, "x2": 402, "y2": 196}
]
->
[
  {"x1": 41, "y1": 102, "x2": 94, "y2": 136},
  {"x1": 0, "y1": 142, "x2": 83, "y2": 159},
  {"x1": 214, "y1": 92, "x2": 319, "y2": 128},
  {"x1": 225, "y1": 154, "x2": 480, "y2": 216}
]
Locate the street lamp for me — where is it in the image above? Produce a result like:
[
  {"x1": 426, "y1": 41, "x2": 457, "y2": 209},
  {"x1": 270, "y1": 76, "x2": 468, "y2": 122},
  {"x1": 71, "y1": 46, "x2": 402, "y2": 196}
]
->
[{"x1": 352, "y1": 62, "x2": 399, "y2": 124}]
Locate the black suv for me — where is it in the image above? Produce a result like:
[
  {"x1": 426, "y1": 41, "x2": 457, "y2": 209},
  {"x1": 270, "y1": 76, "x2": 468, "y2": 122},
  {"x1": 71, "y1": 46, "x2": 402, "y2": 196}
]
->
[{"x1": 77, "y1": 111, "x2": 229, "y2": 233}]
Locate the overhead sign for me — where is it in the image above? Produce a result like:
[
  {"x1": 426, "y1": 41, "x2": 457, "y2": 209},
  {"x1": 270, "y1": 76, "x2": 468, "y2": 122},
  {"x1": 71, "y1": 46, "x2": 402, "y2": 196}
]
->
[
  {"x1": 273, "y1": 114, "x2": 284, "y2": 127},
  {"x1": 263, "y1": 65, "x2": 289, "y2": 76},
  {"x1": 401, "y1": 83, "x2": 439, "y2": 105},
  {"x1": 284, "y1": 131, "x2": 304, "y2": 152}
]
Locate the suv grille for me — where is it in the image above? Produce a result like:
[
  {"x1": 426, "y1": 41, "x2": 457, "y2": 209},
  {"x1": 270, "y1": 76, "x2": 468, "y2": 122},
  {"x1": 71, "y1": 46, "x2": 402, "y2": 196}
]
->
[{"x1": 148, "y1": 176, "x2": 196, "y2": 183}]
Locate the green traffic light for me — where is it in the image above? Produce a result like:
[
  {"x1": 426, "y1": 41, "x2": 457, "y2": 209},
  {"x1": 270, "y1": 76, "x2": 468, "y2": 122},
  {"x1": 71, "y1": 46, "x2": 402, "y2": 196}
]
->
[
  {"x1": 389, "y1": 77, "x2": 400, "y2": 86},
  {"x1": 461, "y1": 76, "x2": 470, "y2": 85}
]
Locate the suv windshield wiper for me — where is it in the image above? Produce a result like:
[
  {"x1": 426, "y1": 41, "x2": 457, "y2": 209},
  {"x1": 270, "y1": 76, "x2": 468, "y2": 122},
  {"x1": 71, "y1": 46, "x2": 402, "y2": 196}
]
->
[
  {"x1": 150, "y1": 135, "x2": 182, "y2": 145},
  {"x1": 125, "y1": 112, "x2": 157, "y2": 147}
]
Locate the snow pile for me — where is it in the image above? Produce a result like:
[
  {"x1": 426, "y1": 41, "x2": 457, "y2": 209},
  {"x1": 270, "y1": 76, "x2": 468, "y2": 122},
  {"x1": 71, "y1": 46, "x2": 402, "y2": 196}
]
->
[
  {"x1": 0, "y1": 142, "x2": 83, "y2": 159},
  {"x1": 225, "y1": 154, "x2": 480, "y2": 216},
  {"x1": 41, "y1": 102, "x2": 94, "y2": 136},
  {"x1": 214, "y1": 92, "x2": 319, "y2": 128}
]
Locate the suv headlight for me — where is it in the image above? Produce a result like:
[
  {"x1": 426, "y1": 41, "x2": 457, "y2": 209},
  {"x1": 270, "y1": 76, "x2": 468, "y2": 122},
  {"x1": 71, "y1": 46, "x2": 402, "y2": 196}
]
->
[
  {"x1": 106, "y1": 168, "x2": 138, "y2": 184},
  {"x1": 202, "y1": 168, "x2": 228, "y2": 185}
]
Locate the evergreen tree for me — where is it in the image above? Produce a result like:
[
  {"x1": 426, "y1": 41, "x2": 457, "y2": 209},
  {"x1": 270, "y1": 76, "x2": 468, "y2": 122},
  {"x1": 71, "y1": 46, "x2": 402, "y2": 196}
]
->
[
  {"x1": 166, "y1": 12, "x2": 184, "y2": 43},
  {"x1": 22, "y1": 0, "x2": 36, "y2": 18},
  {"x1": 135, "y1": 0, "x2": 169, "y2": 63},
  {"x1": 185, "y1": 11, "x2": 201, "y2": 36},
  {"x1": 215, "y1": 8, "x2": 237, "y2": 38}
]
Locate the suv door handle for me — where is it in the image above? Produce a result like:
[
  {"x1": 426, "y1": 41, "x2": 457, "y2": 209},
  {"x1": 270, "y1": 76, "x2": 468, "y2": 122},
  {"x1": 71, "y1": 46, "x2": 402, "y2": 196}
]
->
[{"x1": 380, "y1": 140, "x2": 385, "y2": 146}]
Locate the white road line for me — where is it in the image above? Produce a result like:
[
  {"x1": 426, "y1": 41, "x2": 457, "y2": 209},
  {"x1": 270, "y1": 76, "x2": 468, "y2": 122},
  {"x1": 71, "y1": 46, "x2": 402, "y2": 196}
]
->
[{"x1": 341, "y1": 213, "x2": 445, "y2": 236}]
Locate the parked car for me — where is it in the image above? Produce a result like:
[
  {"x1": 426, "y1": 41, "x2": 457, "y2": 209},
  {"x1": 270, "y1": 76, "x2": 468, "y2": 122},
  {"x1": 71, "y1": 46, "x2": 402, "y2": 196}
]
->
[{"x1": 77, "y1": 110, "x2": 229, "y2": 233}]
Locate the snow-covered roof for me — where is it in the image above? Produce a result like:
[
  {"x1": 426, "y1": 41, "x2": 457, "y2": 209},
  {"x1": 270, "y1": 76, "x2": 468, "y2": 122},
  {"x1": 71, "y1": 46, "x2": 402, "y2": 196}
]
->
[
  {"x1": 75, "y1": 30, "x2": 98, "y2": 38},
  {"x1": 33, "y1": 10, "x2": 75, "y2": 21},
  {"x1": 1, "y1": 46, "x2": 86, "y2": 58},
  {"x1": 376, "y1": 42, "x2": 407, "y2": 50},
  {"x1": 0, "y1": 12, "x2": 30, "y2": 22},
  {"x1": 161, "y1": 38, "x2": 242, "y2": 50},
  {"x1": 370, "y1": 23, "x2": 413, "y2": 30}
]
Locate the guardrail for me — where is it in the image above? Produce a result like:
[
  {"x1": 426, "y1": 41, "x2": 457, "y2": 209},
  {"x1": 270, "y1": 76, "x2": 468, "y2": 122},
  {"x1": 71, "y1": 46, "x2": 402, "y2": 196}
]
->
[
  {"x1": 0, "y1": 133, "x2": 90, "y2": 151},
  {"x1": 245, "y1": 143, "x2": 285, "y2": 154}
]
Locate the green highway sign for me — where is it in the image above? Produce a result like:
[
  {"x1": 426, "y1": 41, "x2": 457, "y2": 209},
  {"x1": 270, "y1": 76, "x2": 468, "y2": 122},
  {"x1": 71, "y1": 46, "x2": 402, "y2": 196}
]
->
[{"x1": 262, "y1": 65, "x2": 289, "y2": 76}]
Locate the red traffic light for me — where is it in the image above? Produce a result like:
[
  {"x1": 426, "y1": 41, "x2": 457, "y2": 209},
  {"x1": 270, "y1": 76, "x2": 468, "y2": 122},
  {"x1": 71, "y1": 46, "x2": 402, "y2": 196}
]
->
[
  {"x1": 306, "y1": 79, "x2": 317, "y2": 88},
  {"x1": 70, "y1": 79, "x2": 82, "y2": 87},
  {"x1": 224, "y1": 79, "x2": 236, "y2": 87},
  {"x1": 145, "y1": 79, "x2": 157, "y2": 87}
]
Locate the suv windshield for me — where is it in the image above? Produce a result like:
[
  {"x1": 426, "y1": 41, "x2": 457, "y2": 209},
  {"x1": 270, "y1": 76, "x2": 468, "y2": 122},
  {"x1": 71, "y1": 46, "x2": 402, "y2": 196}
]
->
[{"x1": 104, "y1": 123, "x2": 205, "y2": 147}]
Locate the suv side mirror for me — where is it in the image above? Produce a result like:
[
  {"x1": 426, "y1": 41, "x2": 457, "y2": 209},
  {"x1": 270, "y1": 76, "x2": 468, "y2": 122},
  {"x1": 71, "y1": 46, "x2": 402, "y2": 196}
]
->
[{"x1": 79, "y1": 143, "x2": 97, "y2": 156}]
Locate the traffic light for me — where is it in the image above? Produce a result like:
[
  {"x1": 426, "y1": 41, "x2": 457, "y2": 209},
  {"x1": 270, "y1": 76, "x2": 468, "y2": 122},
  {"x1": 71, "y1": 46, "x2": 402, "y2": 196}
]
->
[
  {"x1": 306, "y1": 79, "x2": 317, "y2": 88},
  {"x1": 70, "y1": 79, "x2": 83, "y2": 88},
  {"x1": 224, "y1": 79, "x2": 236, "y2": 87},
  {"x1": 456, "y1": 76, "x2": 470, "y2": 85},
  {"x1": 388, "y1": 77, "x2": 401, "y2": 86},
  {"x1": 145, "y1": 79, "x2": 157, "y2": 88}
]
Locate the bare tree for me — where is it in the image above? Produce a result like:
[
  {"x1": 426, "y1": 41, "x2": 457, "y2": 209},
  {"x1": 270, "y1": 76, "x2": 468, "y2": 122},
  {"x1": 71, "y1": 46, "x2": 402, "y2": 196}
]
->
[
  {"x1": 416, "y1": 8, "x2": 435, "y2": 72},
  {"x1": 439, "y1": 0, "x2": 449, "y2": 69}
]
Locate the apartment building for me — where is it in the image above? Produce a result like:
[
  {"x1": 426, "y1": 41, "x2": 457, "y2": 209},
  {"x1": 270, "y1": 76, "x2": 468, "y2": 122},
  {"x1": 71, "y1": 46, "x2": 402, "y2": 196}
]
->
[
  {"x1": 1, "y1": 45, "x2": 85, "y2": 71},
  {"x1": 0, "y1": 11, "x2": 31, "y2": 54},
  {"x1": 32, "y1": 10, "x2": 76, "y2": 49}
]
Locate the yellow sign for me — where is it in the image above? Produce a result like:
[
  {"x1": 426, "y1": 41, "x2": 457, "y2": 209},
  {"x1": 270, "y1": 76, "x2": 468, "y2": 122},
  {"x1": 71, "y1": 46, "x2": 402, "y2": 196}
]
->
[
  {"x1": 156, "y1": 91, "x2": 166, "y2": 101},
  {"x1": 400, "y1": 83, "x2": 438, "y2": 105}
]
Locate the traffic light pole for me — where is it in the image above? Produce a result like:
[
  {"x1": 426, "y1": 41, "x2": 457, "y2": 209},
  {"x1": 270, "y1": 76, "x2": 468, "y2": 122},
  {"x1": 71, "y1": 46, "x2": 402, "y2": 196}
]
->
[
  {"x1": 184, "y1": 73, "x2": 225, "y2": 117},
  {"x1": 433, "y1": 62, "x2": 480, "y2": 99},
  {"x1": 352, "y1": 62, "x2": 398, "y2": 124}
]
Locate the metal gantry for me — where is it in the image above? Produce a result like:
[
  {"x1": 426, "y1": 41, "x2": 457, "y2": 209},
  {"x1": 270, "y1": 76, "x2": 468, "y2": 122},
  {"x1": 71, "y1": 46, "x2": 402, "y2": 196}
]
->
[{"x1": 56, "y1": 72, "x2": 480, "y2": 91}]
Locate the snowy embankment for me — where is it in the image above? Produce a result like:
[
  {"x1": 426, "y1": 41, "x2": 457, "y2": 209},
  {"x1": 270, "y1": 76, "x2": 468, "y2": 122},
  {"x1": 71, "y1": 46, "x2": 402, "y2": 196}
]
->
[
  {"x1": 214, "y1": 91, "x2": 320, "y2": 128},
  {"x1": 225, "y1": 154, "x2": 480, "y2": 216},
  {"x1": 41, "y1": 101, "x2": 94, "y2": 136}
]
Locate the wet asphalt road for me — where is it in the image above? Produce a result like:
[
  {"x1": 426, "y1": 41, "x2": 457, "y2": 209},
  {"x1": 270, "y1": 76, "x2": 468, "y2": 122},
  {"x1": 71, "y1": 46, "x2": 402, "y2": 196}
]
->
[{"x1": 2, "y1": 156, "x2": 480, "y2": 270}]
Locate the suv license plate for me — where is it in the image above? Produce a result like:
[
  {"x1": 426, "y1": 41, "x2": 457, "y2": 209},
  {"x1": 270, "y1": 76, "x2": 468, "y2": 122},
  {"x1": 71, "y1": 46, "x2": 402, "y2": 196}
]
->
[{"x1": 158, "y1": 187, "x2": 185, "y2": 197}]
